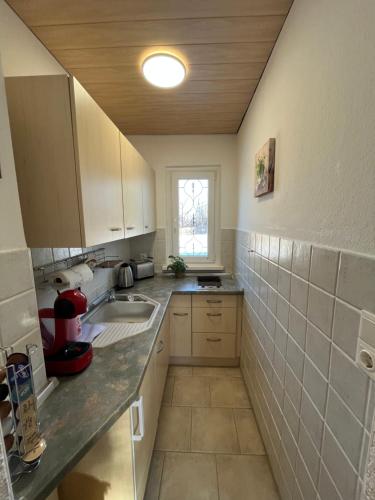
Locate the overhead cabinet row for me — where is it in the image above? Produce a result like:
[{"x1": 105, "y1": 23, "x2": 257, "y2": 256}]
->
[{"x1": 5, "y1": 75, "x2": 155, "y2": 248}]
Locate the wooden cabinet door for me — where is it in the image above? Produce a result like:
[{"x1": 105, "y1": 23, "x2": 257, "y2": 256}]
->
[
  {"x1": 58, "y1": 411, "x2": 135, "y2": 500},
  {"x1": 154, "y1": 314, "x2": 170, "y2": 407},
  {"x1": 141, "y1": 160, "x2": 156, "y2": 233},
  {"x1": 71, "y1": 78, "x2": 124, "y2": 247},
  {"x1": 170, "y1": 307, "x2": 192, "y2": 357},
  {"x1": 132, "y1": 352, "x2": 156, "y2": 500},
  {"x1": 120, "y1": 135, "x2": 144, "y2": 238}
]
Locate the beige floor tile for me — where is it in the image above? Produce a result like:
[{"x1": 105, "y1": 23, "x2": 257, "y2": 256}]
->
[
  {"x1": 225, "y1": 367, "x2": 242, "y2": 377},
  {"x1": 155, "y1": 406, "x2": 191, "y2": 451},
  {"x1": 234, "y1": 409, "x2": 266, "y2": 455},
  {"x1": 144, "y1": 451, "x2": 165, "y2": 500},
  {"x1": 168, "y1": 366, "x2": 192, "y2": 377},
  {"x1": 172, "y1": 376, "x2": 210, "y2": 407},
  {"x1": 216, "y1": 454, "x2": 280, "y2": 500},
  {"x1": 159, "y1": 452, "x2": 219, "y2": 500},
  {"x1": 162, "y1": 377, "x2": 174, "y2": 406},
  {"x1": 193, "y1": 366, "x2": 228, "y2": 377},
  {"x1": 191, "y1": 407, "x2": 240, "y2": 454},
  {"x1": 210, "y1": 377, "x2": 251, "y2": 408}
]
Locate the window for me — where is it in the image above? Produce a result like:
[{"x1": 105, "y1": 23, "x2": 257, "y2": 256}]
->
[{"x1": 170, "y1": 170, "x2": 217, "y2": 263}]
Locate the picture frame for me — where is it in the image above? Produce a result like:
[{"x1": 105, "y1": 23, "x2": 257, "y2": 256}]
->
[{"x1": 254, "y1": 138, "x2": 276, "y2": 197}]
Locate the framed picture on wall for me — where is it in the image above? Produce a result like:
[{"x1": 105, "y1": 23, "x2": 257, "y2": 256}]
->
[{"x1": 254, "y1": 138, "x2": 276, "y2": 197}]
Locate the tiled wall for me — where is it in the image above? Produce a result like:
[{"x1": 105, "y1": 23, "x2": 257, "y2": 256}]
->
[
  {"x1": 32, "y1": 239, "x2": 130, "y2": 309},
  {"x1": 0, "y1": 248, "x2": 47, "y2": 394},
  {"x1": 129, "y1": 228, "x2": 234, "y2": 273},
  {"x1": 235, "y1": 230, "x2": 375, "y2": 500}
]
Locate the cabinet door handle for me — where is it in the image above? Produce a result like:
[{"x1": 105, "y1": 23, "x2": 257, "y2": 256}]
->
[
  {"x1": 110, "y1": 227, "x2": 122, "y2": 231},
  {"x1": 173, "y1": 312, "x2": 188, "y2": 317},
  {"x1": 206, "y1": 313, "x2": 222, "y2": 317},
  {"x1": 206, "y1": 300, "x2": 222, "y2": 304},
  {"x1": 156, "y1": 340, "x2": 164, "y2": 353},
  {"x1": 130, "y1": 396, "x2": 144, "y2": 442},
  {"x1": 126, "y1": 226, "x2": 135, "y2": 230},
  {"x1": 206, "y1": 338, "x2": 222, "y2": 342}
]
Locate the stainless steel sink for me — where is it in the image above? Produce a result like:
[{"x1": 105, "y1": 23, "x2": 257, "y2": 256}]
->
[{"x1": 88, "y1": 301, "x2": 155, "y2": 324}]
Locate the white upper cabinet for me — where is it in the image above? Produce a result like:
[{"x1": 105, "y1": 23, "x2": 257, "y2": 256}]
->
[
  {"x1": 6, "y1": 75, "x2": 125, "y2": 248},
  {"x1": 120, "y1": 135, "x2": 145, "y2": 238},
  {"x1": 71, "y1": 79, "x2": 125, "y2": 247},
  {"x1": 120, "y1": 135, "x2": 156, "y2": 238},
  {"x1": 141, "y1": 158, "x2": 156, "y2": 234}
]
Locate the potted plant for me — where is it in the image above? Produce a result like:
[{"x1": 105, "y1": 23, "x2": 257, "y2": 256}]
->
[{"x1": 167, "y1": 255, "x2": 188, "y2": 279}]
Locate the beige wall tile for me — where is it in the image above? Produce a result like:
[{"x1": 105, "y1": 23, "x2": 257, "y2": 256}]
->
[
  {"x1": 0, "y1": 248, "x2": 34, "y2": 302},
  {"x1": 0, "y1": 289, "x2": 39, "y2": 346},
  {"x1": 191, "y1": 407, "x2": 239, "y2": 454}
]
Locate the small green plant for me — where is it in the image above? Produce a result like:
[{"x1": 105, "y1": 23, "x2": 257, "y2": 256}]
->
[{"x1": 167, "y1": 255, "x2": 188, "y2": 278}]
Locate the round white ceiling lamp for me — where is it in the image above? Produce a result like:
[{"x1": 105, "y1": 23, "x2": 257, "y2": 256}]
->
[{"x1": 142, "y1": 53, "x2": 186, "y2": 88}]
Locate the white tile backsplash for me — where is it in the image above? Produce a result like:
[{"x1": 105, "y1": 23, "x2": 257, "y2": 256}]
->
[
  {"x1": 0, "y1": 248, "x2": 34, "y2": 302},
  {"x1": 0, "y1": 289, "x2": 39, "y2": 346},
  {"x1": 235, "y1": 228, "x2": 375, "y2": 499}
]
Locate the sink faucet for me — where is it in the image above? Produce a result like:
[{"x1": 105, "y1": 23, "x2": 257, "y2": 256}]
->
[
  {"x1": 108, "y1": 290, "x2": 116, "y2": 302},
  {"x1": 127, "y1": 294, "x2": 134, "y2": 302}
]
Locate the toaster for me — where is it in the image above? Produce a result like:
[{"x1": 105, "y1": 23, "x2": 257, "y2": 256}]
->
[{"x1": 130, "y1": 259, "x2": 154, "y2": 280}]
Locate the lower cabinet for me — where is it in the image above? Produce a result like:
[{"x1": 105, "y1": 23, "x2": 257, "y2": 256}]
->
[{"x1": 55, "y1": 314, "x2": 170, "y2": 500}]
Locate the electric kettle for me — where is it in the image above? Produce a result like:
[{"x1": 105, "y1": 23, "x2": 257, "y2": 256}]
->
[{"x1": 118, "y1": 263, "x2": 134, "y2": 288}]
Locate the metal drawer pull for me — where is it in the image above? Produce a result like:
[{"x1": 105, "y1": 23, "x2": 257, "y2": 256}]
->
[
  {"x1": 126, "y1": 226, "x2": 135, "y2": 230},
  {"x1": 173, "y1": 312, "x2": 188, "y2": 317},
  {"x1": 206, "y1": 300, "x2": 222, "y2": 304},
  {"x1": 110, "y1": 227, "x2": 122, "y2": 231},
  {"x1": 206, "y1": 313, "x2": 222, "y2": 317},
  {"x1": 206, "y1": 338, "x2": 222, "y2": 342},
  {"x1": 156, "y1": 340, "x2": 164, "y2": 353}
]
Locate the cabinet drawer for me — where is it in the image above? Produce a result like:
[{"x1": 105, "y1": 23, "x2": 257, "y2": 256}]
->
[
  {"x1": 192, "y1": 333, "x2": 236, "y2": 358},
  {"x1": 169, "y1": 307, "x2": 191, "y2": 357},
  {"x1": 192, "y1": 307, "x2": 236, "y2": 333},
  {"x1": 192, "y1": 294, "x2": 237, "y2": 308},
  {"x1": 169, "y1": 294, "x2": 191, "y2": 308}
]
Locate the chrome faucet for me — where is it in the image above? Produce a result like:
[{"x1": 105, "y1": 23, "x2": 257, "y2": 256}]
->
[
  {"x1": 108, "y1": 290, "x2": 116, "y2": 302},
  {"x1": 127, "y1": 294, "x2": 134, "y2": 302}
]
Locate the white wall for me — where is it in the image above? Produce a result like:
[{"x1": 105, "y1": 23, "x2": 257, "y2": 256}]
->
[
  {"x1": 0, "y1": 0, "x2": 65, "y2": 77},
  {"x1": 128, "y1": 135, "x2": 238, "y2": 229},
  {"x1": 237, "y1": 0, "x2": 375, "y2": 255}
]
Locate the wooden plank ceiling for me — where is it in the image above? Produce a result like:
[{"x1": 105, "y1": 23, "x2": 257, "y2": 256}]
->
[{"x1": 6, "y1": 0, "x2": 293, "y2": 134}]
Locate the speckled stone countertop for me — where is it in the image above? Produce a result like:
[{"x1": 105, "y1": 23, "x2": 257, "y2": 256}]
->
[{"x1": 14, "y1": 274, "x2": 243, "y2": 500}]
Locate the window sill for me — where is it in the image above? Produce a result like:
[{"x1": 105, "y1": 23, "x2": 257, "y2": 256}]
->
[{"x1": 162, "y1": 263, "x2": 225, "y2": 272}]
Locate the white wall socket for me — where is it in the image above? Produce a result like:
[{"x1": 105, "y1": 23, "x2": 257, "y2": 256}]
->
[{"x1": 356, "y1": 311, "x2": 375, "y2": 380}]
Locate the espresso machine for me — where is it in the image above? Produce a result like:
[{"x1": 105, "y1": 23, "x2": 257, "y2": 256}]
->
[{"x1": 39, "y1": 288, "x2": 93, "y2": 376}]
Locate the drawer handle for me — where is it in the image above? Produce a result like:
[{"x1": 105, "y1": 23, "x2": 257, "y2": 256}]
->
[
  {"x1": 206, "y1": 313, "x2": 222, "y2": 317},
  {"x1": 130, "y1": 396, "x2": 144, "y2": 442},
  {"x1": 110, "y1": 227, "x2": 122, "y2": 231},
  {"x1": 206, "y1": 300, "x2": 222, "y2": 304},
  {"x1": 126, "y1": 226, "x2": 135, "y2": 230},
  {"x1": 156, "y1": 340, "x2": 164, "y2": 353},
  {"x1": 173, "y1": 313, "x2": 188, "y2": 317},
  {"x1": 206, "y1": 338, "x2": 222, "y2": 342}
]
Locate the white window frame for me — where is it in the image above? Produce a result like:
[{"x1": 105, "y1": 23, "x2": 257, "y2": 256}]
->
[{"x1": 166, "y1": 166, "x2": 221, "y2": 266}]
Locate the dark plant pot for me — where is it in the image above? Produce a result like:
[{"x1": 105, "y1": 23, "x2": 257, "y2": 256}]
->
[{"x1": 175, "y1": 271, "x2": 185, "y2": 279}]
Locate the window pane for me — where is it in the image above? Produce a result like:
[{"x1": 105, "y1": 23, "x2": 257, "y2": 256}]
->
[{"x1": 178, "y1": 179, "x2": 209, "y2": 257}]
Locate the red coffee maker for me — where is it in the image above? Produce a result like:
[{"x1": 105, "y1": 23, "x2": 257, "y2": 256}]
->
[{"x1": 39, "y1": 288, "x2": 93, "y2": 376}]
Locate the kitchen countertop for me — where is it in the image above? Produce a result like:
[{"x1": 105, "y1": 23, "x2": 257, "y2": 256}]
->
[{"x1": 14, "y1": 274, "x2": 243, "y2": 500}]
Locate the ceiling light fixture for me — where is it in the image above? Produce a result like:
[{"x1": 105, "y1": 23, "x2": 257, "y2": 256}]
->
[{"x1": 142, "y1": 53, "x2": 186, "y2": 88}]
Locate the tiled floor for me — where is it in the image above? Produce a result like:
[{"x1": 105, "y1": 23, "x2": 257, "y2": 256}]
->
[{"x1": 144, "y1": 366, "x2": 280, "y2": 500}]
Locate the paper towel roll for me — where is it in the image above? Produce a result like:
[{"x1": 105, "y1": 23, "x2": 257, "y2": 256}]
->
[{"x1": 49, "y1": 263, "x2": 93, "y2": 287}]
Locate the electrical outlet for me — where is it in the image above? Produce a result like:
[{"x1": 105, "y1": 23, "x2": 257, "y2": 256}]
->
[{"x1": 356, "y1": 311, "x2": 375, "y2": 379}]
